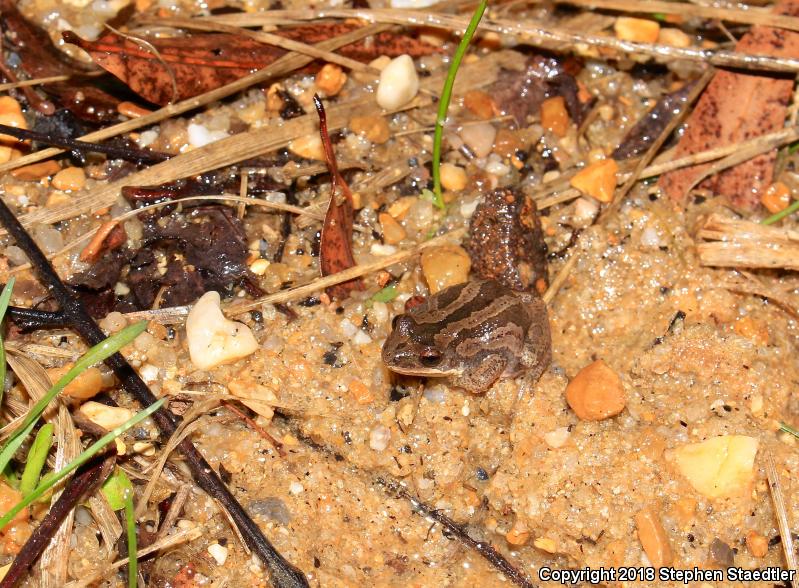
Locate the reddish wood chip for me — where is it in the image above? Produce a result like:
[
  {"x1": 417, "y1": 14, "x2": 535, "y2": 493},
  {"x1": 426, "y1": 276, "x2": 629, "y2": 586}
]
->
[{"x1": 659, "y1": 0, "x2": 799, "y2": 210}]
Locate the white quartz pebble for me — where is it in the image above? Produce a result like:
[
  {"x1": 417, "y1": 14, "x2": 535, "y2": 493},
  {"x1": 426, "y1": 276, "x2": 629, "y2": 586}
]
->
[
  {"x1": 369, "y1": 425, "x2": 391, "y2": 451},
  {"x1": 186, "y1": 291, "x2": 259, "y2": 370},
  {"x1": 79, "y1": 402, "x2": 134, "y2": 431},
  {"x1": 376, "y1": 55, "x2": 420, "y2": 110},
  {"x1": 460, "y1": 122, "x2": 496, "y2": 158},
  {"x1": 207, "y1": 543, "x2": 228, "y2": 565}
]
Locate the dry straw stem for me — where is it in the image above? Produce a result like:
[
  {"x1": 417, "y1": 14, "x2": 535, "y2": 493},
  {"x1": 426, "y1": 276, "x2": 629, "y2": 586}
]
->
[
  {"x1": 4, "y1": 50, "x2": 503, "y2": 235},
  {"x1": 201, "y1": 8, "x2": 799, "y2": 73},
  {"x1": 697, "y1": 214, "x2": 799, "y2": 270},
  {"x1": 0, "y1": 75, "x2": 71, "y2": 92},
  {"x1": 765, "y1": 451, "x2": 798, "y2": 588},
  {"x1": 0, "y1": 23, "x2": 389, "y2": 179},
  {"x1": 551, "y1": 0, "x2": 799, "y2": 33},
  {"x1": 6, "y1": 352, "x2": 81, "y2": 587}
]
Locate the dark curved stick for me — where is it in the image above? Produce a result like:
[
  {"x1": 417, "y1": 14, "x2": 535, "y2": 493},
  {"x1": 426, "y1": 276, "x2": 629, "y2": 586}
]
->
[
  {"x1": 0, "y1": 123, "x2": 169, "y2": 164},
  {"x1": 6, "y1": 306, "x2": 69, "y2": 331},
  {"x1": 0, "y1": 456, "x2": 114, "y2": 588},
  {"x1": 0, "y1": 198, "x2": 308, "y2": 587}
]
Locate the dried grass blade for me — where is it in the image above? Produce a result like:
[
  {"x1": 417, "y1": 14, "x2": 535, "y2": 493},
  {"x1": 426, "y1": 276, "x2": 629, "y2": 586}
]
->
[
  {"x1": 63, "y1": 526, "x2": 203, "y2": 588},
  {"x1": 553, "y1": 0, "x2": 799, "y2": 32},
  {"x1": 200, "y1": 8, "x2": 799, "y2": 73},
  {"x1": 0, "y1": 23, "x2": 389, "y2": 179}
]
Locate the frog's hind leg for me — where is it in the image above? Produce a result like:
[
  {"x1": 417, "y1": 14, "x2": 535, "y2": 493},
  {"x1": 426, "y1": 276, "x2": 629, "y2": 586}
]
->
[{"x1": 452, "y1": 354, "x2": 507, "y2": 393}]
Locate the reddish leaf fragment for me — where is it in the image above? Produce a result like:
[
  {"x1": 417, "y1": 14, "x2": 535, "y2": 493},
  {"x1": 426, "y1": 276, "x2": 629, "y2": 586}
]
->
[
  {"x1": 659, "y1": 0, "x2": 799, "y2": 210},
  {"x1": 62, "y1": 24, "x2": 440, "y2": 106},
  {"x1": 315, "y1": 95, "x2": 363, "y2": 300},
  {"x1": 0, "y1": 0, "x2": 121, "y2": 121}
]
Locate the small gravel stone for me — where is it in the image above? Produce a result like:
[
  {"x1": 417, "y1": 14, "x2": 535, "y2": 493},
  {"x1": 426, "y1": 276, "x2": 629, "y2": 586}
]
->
[
  {"x1": 565, "y1": 359, "x2": 626, "y2": 421},
  {"x1": 439, "y1": 163, "x2": 467, "y2": 191},
  {"x1": 207, "y1": 543, "x2": 228, "y2": 565},
  {"x1": 377, "y1": 55, "x2": 419, "y2": 110},
  {"x1": 51, "y1": 167, "x2": 86, "y2": 191},
  {"x1": 369, "y1": 425, "x2": 391, "y2": 451},
  {"x1": 420, "y1": 244, "x2": 471, "y2": 294},
  {"x1": 460, "y1": 122, "x2": 496, "y2": 158},
  {"x1": 186, "y1": 291, "x2": 258, "y2": 370}
]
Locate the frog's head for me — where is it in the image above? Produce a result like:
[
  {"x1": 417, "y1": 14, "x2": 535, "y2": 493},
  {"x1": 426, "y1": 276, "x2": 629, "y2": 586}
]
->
[{"x1": 381, "y1": 312, "x2": 461, "y2": 378}]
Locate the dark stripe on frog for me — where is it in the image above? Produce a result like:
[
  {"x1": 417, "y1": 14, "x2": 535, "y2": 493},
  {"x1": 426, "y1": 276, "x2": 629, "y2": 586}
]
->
[
  {"x1": 454, "y1": 322, "x2": 526, "y2": 359},
  {"x1": 432, "y1": 291, "x2": 529, "y2": 350},
  {"x1": 412, "y1": 280, "x2": 513, "y2": 329}
]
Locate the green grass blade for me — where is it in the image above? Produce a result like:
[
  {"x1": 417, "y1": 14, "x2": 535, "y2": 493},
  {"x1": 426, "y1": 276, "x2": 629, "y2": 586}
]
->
[
  {"x1": 761, "y1": 199, "x2": 799, "y2": 225},
  {"x1": 780, "y1": 422, "x2": 799, "y2": 439},
  {"x1": 0, "y1": 278, "x2": 16, "y2": 407},
  {"x1": 125, "y1": 493, "x2": 137, "y2": 588},
  {"x1": 0, "y1": 321, "x2": 148, "y2": 475},
  {"x1": 431, "y1": 0, "x2": 489, "y2": 209},
  {"x1": 19, "y1": 422, "x2": 53, "y2": 496},
  {"x1": 0, "y1": 398, "x2": 165, "y2": 531}
]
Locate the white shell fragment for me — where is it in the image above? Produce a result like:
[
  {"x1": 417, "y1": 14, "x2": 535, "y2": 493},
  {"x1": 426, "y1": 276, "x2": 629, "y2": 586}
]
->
[
  {"x1": 186, "y1": 291, "x2": 259, "y2": 370},
  {"x1": 376, "y1": 55, "x2": 420, "y2": 110}
]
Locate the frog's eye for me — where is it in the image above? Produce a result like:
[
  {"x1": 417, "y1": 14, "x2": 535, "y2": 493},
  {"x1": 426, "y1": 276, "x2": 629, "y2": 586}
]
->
[{"x1": 419, "y1": 348, "x2": 442, "y2": 367}]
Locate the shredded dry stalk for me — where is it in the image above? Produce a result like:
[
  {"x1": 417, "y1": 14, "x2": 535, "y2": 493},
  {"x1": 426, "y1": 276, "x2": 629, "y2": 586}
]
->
[
  {"x1": 542, "y1": 254, "x2": 578, "y2": 305},
  {"x1": 697, "y1": 214, "x2": 799, "y2": 270},
  {"x1": 765, "y1": 451, "x2": 798, "y2": 588}
]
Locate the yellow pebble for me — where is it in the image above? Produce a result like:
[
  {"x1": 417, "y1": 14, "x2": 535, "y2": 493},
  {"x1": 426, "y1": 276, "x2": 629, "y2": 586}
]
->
[
  {"x1": 288, "y1": 134, "x2": 325, "y2": 161},
  {"x1": 439, "y1": 163, "x2": 467, "y2": 192},
  {"x1": 533, "y1": 537, "x2": 557, "y2": 553},
  {"x1": 540, "y1": 96, "x2": 570, "y2": 138},
  {"x1": 249, "y1": 258, "x2": 270, "y2": 276},
  {"x1": 570, "y1": 159, "x2": 619, "y2": 203},
  {"x1": 49, "y1": 365, "x2": 104, "y2": 400},
  {"x1": 51, "y1": 167, "x2": 86, "y2": 192},
  {"x1": 378, "y1": 212, "x2": 406, "y2": 244},
  {"x1": 760, "y1": 181, "x2": 791, "y2": 214},
  {"x1": 505, "y1": 528, "x2": 530, "y2": 546},
  {"x1": 315, "y1": 63, "x2": 347, "y2": 97},
  {"x1": 420, "y1": 245, "x2": 471, "y2": 294},
  {"x1": 635, "y1": 506, "x2": 673, "y2": 568},
  {"x1": 0, "y1": 96, "x2": 26, "y2": 164},
  {"x1": 614, "y1": 16, "x2": 660, "y2": 43},
  {"x1": 658, "y1": 27, "x2": 692, "y2": 48},
  {"x1": 349, "y1": 114, "x2": 390, "y2": 144}
]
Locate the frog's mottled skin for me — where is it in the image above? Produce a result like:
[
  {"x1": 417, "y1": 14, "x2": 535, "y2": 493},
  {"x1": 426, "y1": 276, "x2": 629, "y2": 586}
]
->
[{"x1": 381, "y1": 280, "x2": 551, "y2": 393}]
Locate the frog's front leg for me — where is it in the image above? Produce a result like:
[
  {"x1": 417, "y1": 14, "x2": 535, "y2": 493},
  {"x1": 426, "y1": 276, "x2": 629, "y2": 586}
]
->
[{"x1": 451, "y1": 354, "x2": 507, "y2": 393}]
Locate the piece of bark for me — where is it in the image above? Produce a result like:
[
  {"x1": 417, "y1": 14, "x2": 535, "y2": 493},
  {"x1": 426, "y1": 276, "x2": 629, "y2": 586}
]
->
[{"x1": 659, "y1": 0, "x2": 799, "y2": 210}]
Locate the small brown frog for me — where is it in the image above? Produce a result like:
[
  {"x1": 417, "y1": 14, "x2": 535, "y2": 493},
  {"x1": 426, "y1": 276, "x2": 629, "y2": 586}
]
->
[{"x1": 381, "y1": 279, "x2": 550, "y2": 393}]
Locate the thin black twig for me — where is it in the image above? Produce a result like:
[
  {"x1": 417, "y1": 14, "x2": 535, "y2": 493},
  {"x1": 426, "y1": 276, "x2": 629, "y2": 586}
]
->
[
  {"x1": 6, "y1": 306, "x2": 69, "y2": 331},
  {"x1": 0, "y1": 123, "x2": 170, "y2": 164},
  {"x1": 283, "y1": 418, "x2": 535, "y2": 588},
  {"x1": 377, "y1": 477, "x2": 536, "y2": 588},
  {"x1": 0, "y1": 198, "x2": 308, "y2": 587},
  {"x1": 0, "y1": 456, "x2": 115, "y2": 588}
]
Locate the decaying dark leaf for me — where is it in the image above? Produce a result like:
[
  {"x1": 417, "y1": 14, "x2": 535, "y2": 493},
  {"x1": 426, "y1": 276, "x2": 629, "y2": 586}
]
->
[
  {"x1": 69, "y1": 205, "x2": 262, "y2": 315},
  {"x1": 63, "y1": 24, "x2": 441, "y2": 106},
  {"x1": 465, "y1": 188, "x2": 548, "y2": 294},
  {"x1": 315, "y1": 95, "x2": 362, "y2": 300},
  {"x1": 612, "y1": 80, "x2": 697, "y2": 160},
  {"x1": 491, "y1": 55, "x2": 590, "y2": 127},
  {"x1": 0, "y1": 0, "x2": 123, "y2": 122}
]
